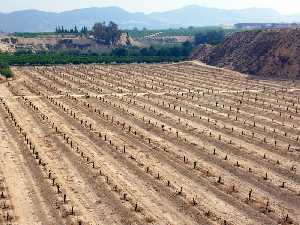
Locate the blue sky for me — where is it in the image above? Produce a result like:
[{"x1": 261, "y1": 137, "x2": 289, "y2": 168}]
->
[{"x1": 1, "y1": 0, "x2": 300, "y2": 14}]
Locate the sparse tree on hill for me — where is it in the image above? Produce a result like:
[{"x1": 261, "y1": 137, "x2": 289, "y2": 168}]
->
[{"x1": 92, "y1": 21, "x2": 121, "y2": 45}]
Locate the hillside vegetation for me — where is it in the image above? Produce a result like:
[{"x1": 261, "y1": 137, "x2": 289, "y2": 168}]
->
[{"x1": 192, "y1": 29, "x2": 300, "y2": 79}]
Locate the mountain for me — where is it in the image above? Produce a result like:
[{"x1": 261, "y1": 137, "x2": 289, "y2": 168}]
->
[
  {"x1": 0, "y1": 10, "x2": 56, "y2": 33},
  {"x1": 0, "y1": 7, "x2": 166, "y2": 32},
  {"x1": 0, "y1": 6, "x2": 299, "y2": 32},
  {"x1": 54, "y1": 7, "x2": 164, "y2": 30},
  {"x1": 285, "y1": 13, "x2": 300, "y2": 22},
  {"x1": 149, "y1": 5, "x2": 285, "y2": 27},
  {"x1": 191, "y1": 29, "x2": 300, "y2": 78}
]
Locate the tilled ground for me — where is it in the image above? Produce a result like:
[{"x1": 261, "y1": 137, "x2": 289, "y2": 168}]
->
[{"x1": 0, "y1": 61, "x2": 299, "y2": 225}]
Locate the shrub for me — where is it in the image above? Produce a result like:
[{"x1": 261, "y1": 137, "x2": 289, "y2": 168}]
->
[{"x1": 0, "y1": 63, "x2": 13, "y2": 78}]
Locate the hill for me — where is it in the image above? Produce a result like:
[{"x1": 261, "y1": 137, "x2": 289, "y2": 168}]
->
[
  {"x1": 149, "y1": 6, "x2": 284, "y2": 27},
  {"x1": 0, "y1": 6, "x2": 300, "y2": 32},
  {"x1": 0, "y1": 7, "x2": 165, "y2": 32},
  {"x1": 191, "y1": 29, "x2": 300, "y2": 79}
]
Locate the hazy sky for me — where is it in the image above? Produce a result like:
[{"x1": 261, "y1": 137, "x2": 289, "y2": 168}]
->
[{"x1": 1, "y1": 0, "x2": 300, "y2": 14}]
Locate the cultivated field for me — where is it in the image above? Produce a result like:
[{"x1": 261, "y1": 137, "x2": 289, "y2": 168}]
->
[{"x1": 0, "y1": 62, "x2": 299, "y2": 225}]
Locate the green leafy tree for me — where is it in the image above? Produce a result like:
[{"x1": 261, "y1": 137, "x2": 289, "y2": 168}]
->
[
  {"x1": 92, "y1": 21, "x2": 121, "y2": 45},
  {"x1": 92, "y1": 22, "x2": 106, "y2": 43},
  {"x1": 195, "y1": 29, "x2": 225, "y2": 45},
  {"x1": 108, "y1": 21, "x2": 122, "y2": 45},
  {"x1": 182, "y1": 41, "x2": 193, "y2": 56}
]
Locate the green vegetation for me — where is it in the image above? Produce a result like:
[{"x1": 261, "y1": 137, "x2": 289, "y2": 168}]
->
[
  {"x1": 111, "y1": 41, "x2": 193, "y2": 58},
  {"x1": 7, "y1": 24, "x2": 232, "y2": 67},
  {"x1": 0, "y1": 52, "x2": 183, "y2": 65},
  {"x1": 13, "y1": 26, "x2": 237, "y2": 42},
  {"x1": 0, "y1": 41, "x2": 193, "y2": 66},
  {"x1": 56, "y1": 21, "x2": 123, "y2": 44},
  {"x1": 55, "y1": 25, "x2": 88, "y2": 35},
  {"x1": 14, "y1": 25, "x2": 89, "y2": 37},
  {"x1": 92, "y1": 22, "x2": 122, "y2": 45},
  {"x1": 194, "y1": 29, "x2": 225, "y2": 45},
  {"x1": 0, "y1": 62, "x2": 13, "y2": 78},
  {"x1": 13, "y1": 26, "x2": 235, "y2": 39},
  {"x1": 125, "y1": 26, "x2": 236, "y2": 38},
  {"x1": 13, "y1": 32, "x2": 57, "y2": 38}
]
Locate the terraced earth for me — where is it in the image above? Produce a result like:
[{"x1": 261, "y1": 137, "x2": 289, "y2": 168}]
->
[{"x1": 0, "y1": 61, "x2": 299, "y2": 225}]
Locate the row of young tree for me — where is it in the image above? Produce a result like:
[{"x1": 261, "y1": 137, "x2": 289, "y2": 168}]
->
[
  {"x1": 0, "y1": 40, "x2": 194, "y2": 67},
  {"x1": 0, "y1": 52, "x2": 183, "y2": 66},
  {"x1": 55, "y1": 26, "x2": 88, "y2": 35}
]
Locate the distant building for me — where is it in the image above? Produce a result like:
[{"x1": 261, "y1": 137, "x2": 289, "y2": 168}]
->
[
  {"x1": 234, "y1": 23, "x2": 300, "y2": 30},
  {"x1": 220, "y1": 24, "x2": 234, "y2": 29}
]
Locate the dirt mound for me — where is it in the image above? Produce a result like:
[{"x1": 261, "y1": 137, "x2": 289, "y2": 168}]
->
[
  {"x1": 0, "y1": 75, "x2": 6, "y2": 82},
  {"x1": 190, "y1": 44, "x2": 214, "y2": 62},
  {"x1": 192, "y1": 29, "x2": 300, "y2": 79}
]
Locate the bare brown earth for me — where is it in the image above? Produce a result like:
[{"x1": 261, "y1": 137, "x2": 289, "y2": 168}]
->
[
  {"x1": 0, "y1": 42, "x2": 14, "y2": 53},
  {"x1": 191, "y1": 29, "x2": 300, "y2": 79},
  {"x1": 0, "y1": 61, "x2": 300, "y2": 225},
  {"x1": 0, "y1": 33, "x2": 136, "y2": 53}
]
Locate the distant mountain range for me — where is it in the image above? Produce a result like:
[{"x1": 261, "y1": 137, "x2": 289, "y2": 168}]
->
[{"x1": 0, "y1": 5, "x2": 299, "y2": 32}]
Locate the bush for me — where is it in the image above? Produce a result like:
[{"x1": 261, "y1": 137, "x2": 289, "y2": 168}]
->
[{"x1": 0, "y1": 62, "x2": 13, "y2": 78}]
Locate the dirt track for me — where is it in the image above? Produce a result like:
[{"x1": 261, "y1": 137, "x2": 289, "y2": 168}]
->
[{"x1": 0, "y1": 62, "x2": 299, "y2": 225}]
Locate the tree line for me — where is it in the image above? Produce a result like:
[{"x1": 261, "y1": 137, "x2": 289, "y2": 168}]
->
[
  {"x1": 55, "y1": 25, "x2": 88, "y2": 35},
  {"x1": 0, "y1": 51, "x2": 184, "y2": 67},
  {"x1": 0, "y1": 40, "x2": 194, "y2": 67}
]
